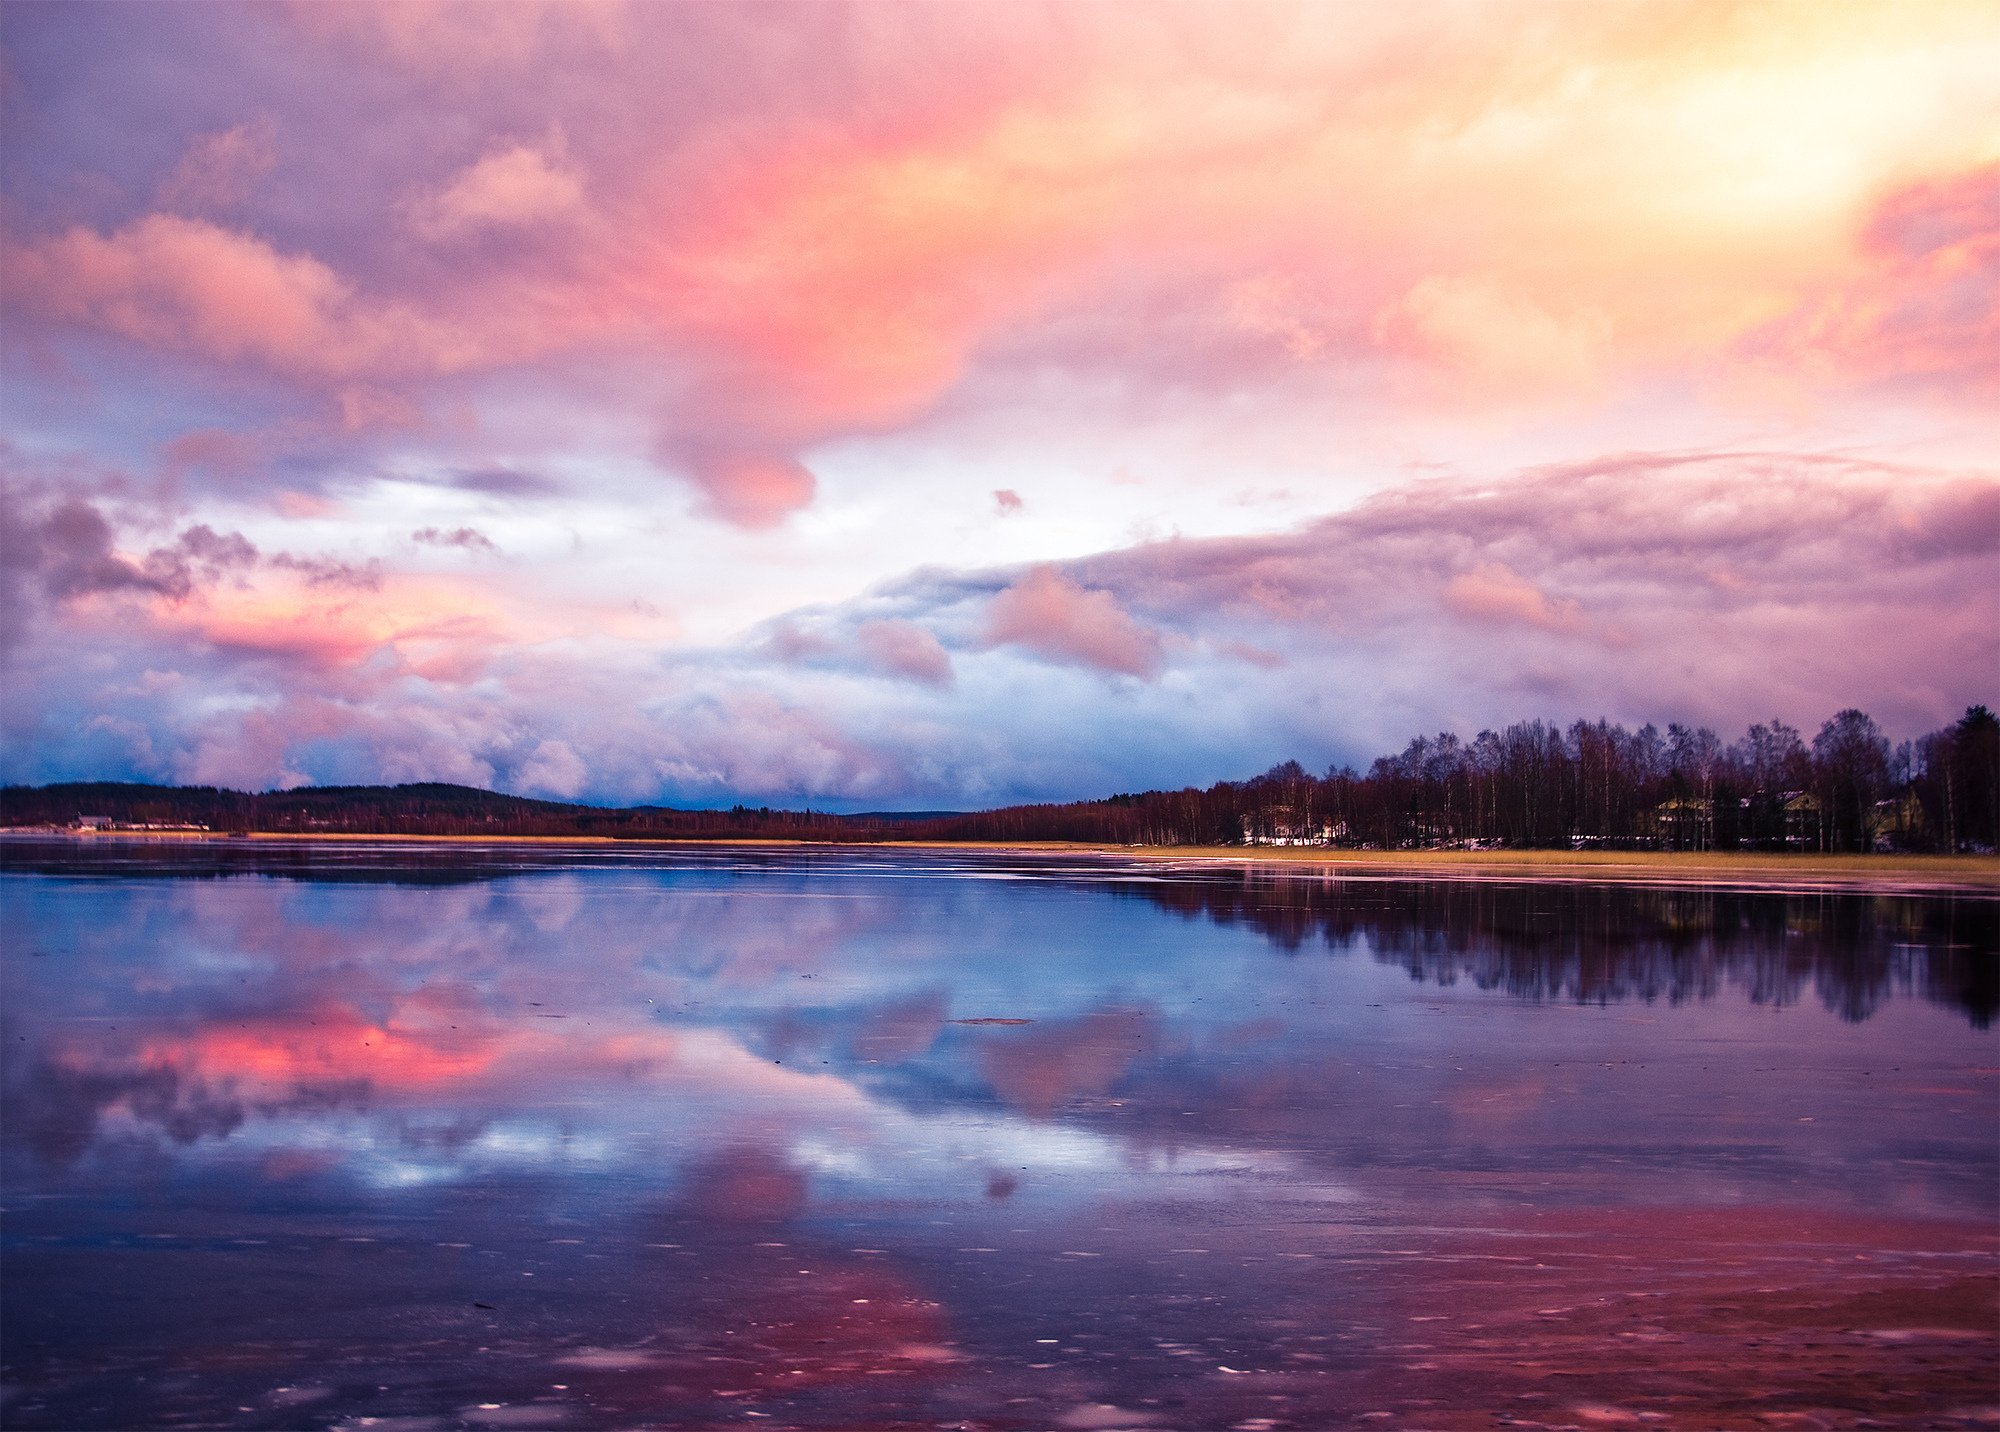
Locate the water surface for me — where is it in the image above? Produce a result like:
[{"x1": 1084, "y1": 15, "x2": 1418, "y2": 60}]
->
[{"x1": 2, "y1": 840, "x2": 1995, "y2": 1430}]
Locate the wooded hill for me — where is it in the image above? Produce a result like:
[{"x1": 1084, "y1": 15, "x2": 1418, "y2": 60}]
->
[{"x1": 0, "y1": 781, "x2": 921, "y2": 841}]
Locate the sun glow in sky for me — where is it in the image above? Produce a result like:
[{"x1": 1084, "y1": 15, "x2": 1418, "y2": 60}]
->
[{"x1": 2, "y1": 0, "x2": 1996, "y2": 806}]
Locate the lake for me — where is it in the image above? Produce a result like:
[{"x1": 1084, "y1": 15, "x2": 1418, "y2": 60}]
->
[{"x1": 2, "y1": 840, "x2": 1994, "y2": 1431}]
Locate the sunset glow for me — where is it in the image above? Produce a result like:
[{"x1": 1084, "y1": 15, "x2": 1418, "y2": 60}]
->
[{"x1": 3, "y1": 0, "x2": 1995, "y2": 803}]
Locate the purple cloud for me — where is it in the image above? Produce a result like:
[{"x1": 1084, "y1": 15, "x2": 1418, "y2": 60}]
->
[{"x1": 411, "y1": 526, "x2": 498, "y2": 554}]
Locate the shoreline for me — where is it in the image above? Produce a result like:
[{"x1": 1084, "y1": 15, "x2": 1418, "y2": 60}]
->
[
  {"x1": 1067, "y1": 843, "x2": 2000, "y2": 895},
  {"x1": 4, "y1": 828, "x2": 1997, "y2": 893}
]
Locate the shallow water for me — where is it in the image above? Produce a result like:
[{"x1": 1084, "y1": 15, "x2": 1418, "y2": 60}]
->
[{"x1": 2, "y1": 839, "x2": 1994, "y2": 1430}]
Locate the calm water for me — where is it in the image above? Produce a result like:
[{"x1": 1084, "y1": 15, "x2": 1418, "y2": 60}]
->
[{"x1": 2, "y1": 840, "x2": 1995, "y2": 1431}]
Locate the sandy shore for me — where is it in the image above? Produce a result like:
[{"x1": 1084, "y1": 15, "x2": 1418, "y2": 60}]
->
[{"x1": 7, "y1": 828, "x2": 1997, "y2": 893}]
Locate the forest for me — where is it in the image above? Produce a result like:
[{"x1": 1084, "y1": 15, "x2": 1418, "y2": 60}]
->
[
  {"x1": 2, "y1": 705, "x2": 1995, "y2": 855},
  {"x1": 926, "y1": 705, "x2": 2000, "y2": 853}
]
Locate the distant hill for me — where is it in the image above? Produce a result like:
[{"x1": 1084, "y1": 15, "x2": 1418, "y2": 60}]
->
[{"x1": 0, "y1": 781, "x2": 921, "y2": 841}]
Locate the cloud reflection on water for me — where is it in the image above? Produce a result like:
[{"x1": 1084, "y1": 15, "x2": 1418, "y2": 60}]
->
[{"x1": 1, "y1": 843, "x2": 1993, "y2": 1429}]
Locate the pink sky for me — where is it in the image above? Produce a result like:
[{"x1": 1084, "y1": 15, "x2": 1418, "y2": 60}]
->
[{"x1": 2, "y1": 0, "x2": 1995, "y2": 804}]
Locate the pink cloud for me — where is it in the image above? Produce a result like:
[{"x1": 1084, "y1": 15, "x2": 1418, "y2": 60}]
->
[
  {"x1": 984, "y1": 564, "x2": 1163, "y2": 679},
  {"x1": 671, "y1": 446, "x2": 817, "y2": 529},
  {"x1": 163, "y1": 568, "x2": 515, "y2": 681},
  {"x1": 1751, "y1": 163, "x2": 2000, "y2": 399},
  {"x1": 1444, "y1": 562, "x2": 1584, "y2": 632},
  {"x1": 856, "y1": 619, "x2": 953, "y2": 688},
  {"x1": 8, "y1": 215, "x2": 353, "y2": 372},
  {"x1": 1, "y1": 216, "x2": 515, "y2": 387},
  {"x1": 411, "y1": 140, "x2": 588, "y2": 239},
  {"x1": 2, "y1": 212, "x2": 582, "y2": 394}
]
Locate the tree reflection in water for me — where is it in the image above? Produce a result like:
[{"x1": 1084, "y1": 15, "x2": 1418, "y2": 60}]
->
[{"x1": 1128, "y1": 869, "x2": 1997, "y2": 1025}]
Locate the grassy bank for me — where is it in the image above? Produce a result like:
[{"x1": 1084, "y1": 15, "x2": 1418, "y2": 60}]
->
[{"x1": 1037, "y1": 844, "x2": 2000, "y2": 893}]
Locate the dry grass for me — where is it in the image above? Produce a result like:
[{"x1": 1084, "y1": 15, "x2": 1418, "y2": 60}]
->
[
  {"x1": 15, "y1": 830, "x2": 1997, "y2": 892},
  {"x1": 930, "y1": 842, "x2": 2000, "y2": 892}
]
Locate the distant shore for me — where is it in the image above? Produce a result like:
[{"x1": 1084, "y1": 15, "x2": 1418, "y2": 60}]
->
[{"x1": 5, "y1": 828, "x2": 1997, "y2": 894}]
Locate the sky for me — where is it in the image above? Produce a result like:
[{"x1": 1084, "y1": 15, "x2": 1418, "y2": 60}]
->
[{"x1": 1, "y1": 0, "x2": 1996, "y2": 809}]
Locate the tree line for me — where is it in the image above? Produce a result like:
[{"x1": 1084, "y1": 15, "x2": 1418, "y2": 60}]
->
[{"x1": 926, "y1": 705, "x2": 2000, "y2": 853}]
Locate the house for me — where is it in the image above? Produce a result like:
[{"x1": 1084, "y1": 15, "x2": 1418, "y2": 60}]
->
[
  {"x1": 1782, "y1": 791, "x2": 1822, "y2": 852},
  {"x1": 1649, "y1": 796, "x2": 1714, "y2": 851},
  {"x1": 1242, "y1": 805, "x2": 1339, "y2": 845},
  {"x1": 67, "y1": 815, "x2": 209, "y2": 835},
  {"x1": 1871, "y1": 792, "x2": 1926, "y2": 851}
]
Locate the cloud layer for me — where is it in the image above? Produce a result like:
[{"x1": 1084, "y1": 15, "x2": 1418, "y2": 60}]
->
[{"x1": 4, "y1": 449, "x2": 1990, "y2": 804}]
